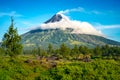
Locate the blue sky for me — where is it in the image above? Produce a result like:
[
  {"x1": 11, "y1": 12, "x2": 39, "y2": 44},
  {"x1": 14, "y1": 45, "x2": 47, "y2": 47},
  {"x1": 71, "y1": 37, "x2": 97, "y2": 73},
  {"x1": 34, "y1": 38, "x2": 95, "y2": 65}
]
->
[{"x1": 0, "y1": 0, "x2": 120, "y2": 42}]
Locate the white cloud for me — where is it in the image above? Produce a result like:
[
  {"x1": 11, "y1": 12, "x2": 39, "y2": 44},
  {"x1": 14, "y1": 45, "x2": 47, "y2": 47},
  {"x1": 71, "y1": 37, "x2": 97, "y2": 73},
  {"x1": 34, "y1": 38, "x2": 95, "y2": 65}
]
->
[
  {"x1": 57, "y1": 7, "x2": 102, "y2": 15},
  {"x1": 38, "y1": 13, "x2": 104, "y2": 36},
  {"x1": 57, "y1": 7, "x2": 84, "y2": 14},
  {"x1": 0, "y1": 11, "x2": 22, "y2": 17},
  {"x1": 96, "y1": 24, "x2": 120, "y2": 30}
]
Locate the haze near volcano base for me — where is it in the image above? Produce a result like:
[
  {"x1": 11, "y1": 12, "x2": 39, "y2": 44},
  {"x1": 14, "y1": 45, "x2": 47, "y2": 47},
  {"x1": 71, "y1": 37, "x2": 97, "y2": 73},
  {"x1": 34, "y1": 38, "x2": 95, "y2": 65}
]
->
[{"x1": 34, "y1": 13, "x2": 104, "y2": 36}]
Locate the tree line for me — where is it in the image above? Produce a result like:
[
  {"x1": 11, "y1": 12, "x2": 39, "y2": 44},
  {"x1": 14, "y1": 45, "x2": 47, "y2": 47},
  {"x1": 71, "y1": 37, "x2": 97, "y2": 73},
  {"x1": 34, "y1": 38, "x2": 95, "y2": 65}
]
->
[{"x1": 22, "y1": 43, "x2": 120, "y2": 60}]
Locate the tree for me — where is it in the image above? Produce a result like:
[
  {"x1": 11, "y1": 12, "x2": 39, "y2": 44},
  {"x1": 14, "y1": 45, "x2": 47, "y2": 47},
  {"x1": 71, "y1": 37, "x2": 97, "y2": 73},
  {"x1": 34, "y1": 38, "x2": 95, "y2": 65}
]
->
[
  {"x1": 47, "y1": 44, "x2": 54, "y2": 55},
  {"x1": 59, "y1": 43, "x2": 70, "y2": 56},
  {"x1": 71, "y1": 45, "x2": 79, "y2": 54},
  {"x1": 36, "y1": 46, "x2": 44, "y2": 56},
  {"x1": 93, "y1": 46, "x2": 102, "y2": 58},
  {"x1": 1, "y1": 17, "x2": 23, "y2": 57},
  {"x1": 0, "y1": 47, "x2": 5, "y2": 55},
  {"x1": 101, "y1": 45, "x2": 109, "y2": 57},
  {"x1": 79, "y1": 46, "x2": 89, "y2": 54}
]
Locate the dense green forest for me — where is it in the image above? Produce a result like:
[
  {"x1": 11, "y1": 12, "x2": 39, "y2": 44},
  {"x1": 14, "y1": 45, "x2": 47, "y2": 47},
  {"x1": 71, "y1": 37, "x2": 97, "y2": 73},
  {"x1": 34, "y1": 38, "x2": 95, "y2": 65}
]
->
[
  {"x1": 0, "y1": 43, "x2": 120, "y2": 80},
  {"x1": 22, "y1": 43, "x2": 120, "y2": 60}
]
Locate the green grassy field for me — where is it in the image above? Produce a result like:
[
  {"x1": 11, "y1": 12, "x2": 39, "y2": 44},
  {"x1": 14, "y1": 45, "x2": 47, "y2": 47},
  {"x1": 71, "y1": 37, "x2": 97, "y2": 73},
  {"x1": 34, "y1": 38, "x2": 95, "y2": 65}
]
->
[{"x1": 0, "y1": 55, "x2": 120, "y2": 80}]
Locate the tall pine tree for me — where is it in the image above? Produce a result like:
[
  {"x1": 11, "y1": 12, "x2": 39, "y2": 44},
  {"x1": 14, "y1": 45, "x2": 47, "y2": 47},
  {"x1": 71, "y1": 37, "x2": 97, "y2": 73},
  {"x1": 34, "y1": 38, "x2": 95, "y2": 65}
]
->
[{"x1": 2, "y1": 17, "x2": 23, "y2": 57}]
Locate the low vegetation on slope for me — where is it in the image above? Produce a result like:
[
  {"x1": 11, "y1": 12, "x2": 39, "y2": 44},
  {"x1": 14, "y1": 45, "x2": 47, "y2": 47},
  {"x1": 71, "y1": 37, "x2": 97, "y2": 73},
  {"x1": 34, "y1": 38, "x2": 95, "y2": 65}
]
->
[{"x1": 0, "y1": 56, "x2": 120, "y2": 80}]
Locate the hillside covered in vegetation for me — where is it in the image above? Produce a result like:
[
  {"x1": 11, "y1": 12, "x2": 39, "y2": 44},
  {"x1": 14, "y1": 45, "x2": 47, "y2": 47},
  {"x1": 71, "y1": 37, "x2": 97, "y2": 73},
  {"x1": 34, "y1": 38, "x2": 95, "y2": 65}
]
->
[{"x1": 21, "y1": 28, "x2": 120, "y2": 49}]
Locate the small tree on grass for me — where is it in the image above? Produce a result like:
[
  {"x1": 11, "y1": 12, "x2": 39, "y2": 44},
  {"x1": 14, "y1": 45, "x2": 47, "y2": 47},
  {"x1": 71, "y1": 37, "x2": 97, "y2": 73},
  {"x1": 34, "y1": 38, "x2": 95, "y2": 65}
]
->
[
  {"x1": 47, "y1": 43, "x2": 54, "y2": 55},
  {"x1": 1, "y1": 17, "x2": 23, "y2": 57},
  {"x1": 59, "y1": 43, "x2": 70, "y2": 56}
]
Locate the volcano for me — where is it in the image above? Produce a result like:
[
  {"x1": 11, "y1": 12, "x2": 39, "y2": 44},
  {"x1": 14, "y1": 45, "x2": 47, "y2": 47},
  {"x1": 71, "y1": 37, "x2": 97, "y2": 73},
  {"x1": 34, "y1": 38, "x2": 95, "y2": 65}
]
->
[{"x1": 21, "y1": 13, "x2": 120, "y2": 49}]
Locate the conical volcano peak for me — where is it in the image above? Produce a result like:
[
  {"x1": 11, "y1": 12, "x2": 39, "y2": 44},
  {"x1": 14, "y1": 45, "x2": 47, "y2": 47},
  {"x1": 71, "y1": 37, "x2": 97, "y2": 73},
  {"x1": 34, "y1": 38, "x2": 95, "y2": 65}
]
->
[
  {"x1": 44, "y1": 14, "x2": 63, "y2": 24},
  {"x1": 44, "y1": 13, "x2": 70, "y2": 24},
  {"x1": 40, "y1": 13, "x2": 104, "y2": 36}
]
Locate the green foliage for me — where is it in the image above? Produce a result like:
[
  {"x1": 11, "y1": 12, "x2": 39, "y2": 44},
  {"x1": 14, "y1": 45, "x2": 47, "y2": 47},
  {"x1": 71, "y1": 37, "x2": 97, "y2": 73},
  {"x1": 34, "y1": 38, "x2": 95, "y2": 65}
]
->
[
  {"x1": 71, "y1": 45, "x2": 79, "y2": 55},
  {"x1": 59, "y1": 43, "x2": 71, "y2": 56},
  {"x1": 47, "y1": 60, "x2": 120, "y2": 80},
  {"x1": 1, "y1": 17, "x2": 23, "y2": 57},
  {"x1": 14, "y1": 43, "x2": 120, "y2": 80},
  {"x1": 0, "y1": 55, "x2": 120, "y2": 80},
  {"x1": 22, "y1": 43, "x2": 120, "y2": 60},
  {"x1": 0, "y1": 47, "x2": 5, "y2": 55},
  {"x1": 47, "y1": 43, "x2": 54, "y2": 55},
  {"x1": 79, "y1": 46, "x2": 91, "y2": 54},
  {"x1": 93, "y1": 46, "x2": 102, "y2": 58}
]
